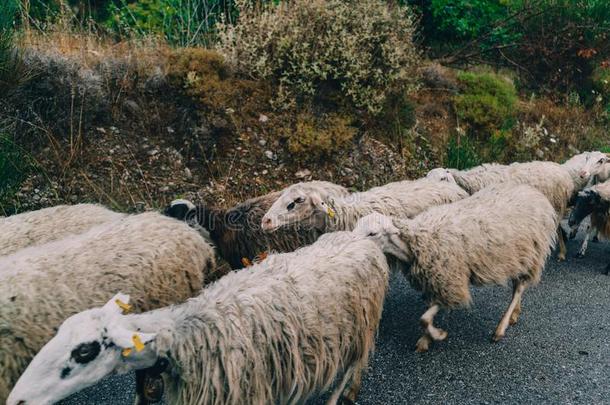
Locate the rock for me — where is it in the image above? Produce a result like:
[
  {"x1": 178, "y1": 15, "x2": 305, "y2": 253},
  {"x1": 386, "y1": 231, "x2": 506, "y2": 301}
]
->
[
  {"x1": 264, "y1": 150, "x2": 276, "y2": 160},
  {"x1": 535, "y1": 149, "x2": 545, "y2": 159},
  {"x1": 184, "y1": 168, "x2": 192, "y2": 179},
  {"x1": 259, "y1": 139, "x2": 267, "y2": 146},
  {"x1": 295, "y1": 169, "x2": 311, "y2": 179},
  {"x1": 262, "y1": 169, "x2": 268, "y2": 175},
  {"x1": 123, "y1": 99, "x2": 141, "y2": 115},
  {"x1": 259, "y1": 114, "x2": 269, "y2": 123}
]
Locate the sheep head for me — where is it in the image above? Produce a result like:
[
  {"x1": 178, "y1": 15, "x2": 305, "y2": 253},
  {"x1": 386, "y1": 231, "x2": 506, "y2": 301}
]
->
[
  {"x1": 565, "y1": 151, "x2": 609, "y2": 181},
  {"x1": 353, "y1": 213, "x2": 412, "y2": 263},
  {"x1": 7, "y1": 293, "x2": 158, "y2": 405},
  {"x1": 569, "y1": 187, "x2": 609, "y2": 227},
  {"x1": 261, "y1": 185, "x2": 330, "y2": 232},
  {"x1": 426, "y1": 167, "x2": 457, "y2": 184}
]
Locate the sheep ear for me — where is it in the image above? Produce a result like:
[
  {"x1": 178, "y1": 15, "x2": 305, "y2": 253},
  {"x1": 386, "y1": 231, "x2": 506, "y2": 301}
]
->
[
  {"x1": 103, "y1": 293, "x2": 131, "y2": 315},
  {"x1": 310, "y1": 192, "x2": 331, "y2": 215}
]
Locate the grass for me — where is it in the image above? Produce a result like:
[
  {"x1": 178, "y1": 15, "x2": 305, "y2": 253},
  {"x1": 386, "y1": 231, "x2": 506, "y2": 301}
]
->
[{"x1": 0, "y1": 135, "x2": 33, "y2": 215}]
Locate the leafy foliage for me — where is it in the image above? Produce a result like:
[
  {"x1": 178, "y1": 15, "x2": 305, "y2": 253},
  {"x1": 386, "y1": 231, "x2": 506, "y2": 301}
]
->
[
  {"x1": 106, "y1": 0, "x2": 234, "y2": 46},
  {"x1": 217, "y1": 0, "x2": 421, "y2": 114},
  {"x1": 454, "y1": 70, "x2": 517, "y2": 132}
]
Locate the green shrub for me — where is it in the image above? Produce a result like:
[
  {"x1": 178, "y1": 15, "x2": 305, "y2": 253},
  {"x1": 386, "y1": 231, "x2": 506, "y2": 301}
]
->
[
  {"x1": 107, "y1": 0, "x2": 233, "y2": 46},
  {"x1": 218, "y1": 0, "x2": 421, "y2": 114},
  {"x1": 454, "y1": 70, "x2": 517, "y2": 132},
  {"x1": 446, "y1": 134, "x2": 480, "y2": 170},
  {"x1": 0, "y1": 0, "x2": 20, "y2": 93}
]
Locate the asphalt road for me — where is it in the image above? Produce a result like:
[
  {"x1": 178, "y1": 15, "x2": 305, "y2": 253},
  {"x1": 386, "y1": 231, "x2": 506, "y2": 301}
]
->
[{"x1": 60, "y1": 229, "x2": 610, "y2": 405}]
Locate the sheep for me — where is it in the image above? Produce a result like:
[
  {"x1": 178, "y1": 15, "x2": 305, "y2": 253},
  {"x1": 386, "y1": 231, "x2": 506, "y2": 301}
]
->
[
  {"x1": 0, "y1": 212, "x2": 216, "y2": 403},
  {"x1": 353, "y1": 183, "x2": 558, "y2": 352},
  {"x1": 0, "y1": 204, "x2": 125, "y2": 257},
  {"x1": 164, "y1": 180, "x2": 350, "y2": 269},
  {"x1": 8, "y1": 233, "x2": 390, "y2": 405},
  {"x1": 568, "y1": 181, "x2": 610, "y2": 271},
  {"x1": 261, "y1": 178, "x2": 469, "y2": 234},
  {"x1": 568, "y1": 161, "x2": 610, "y2": 251},
  {"x1": 426, "y1": 163, "x2": 511, "y2": 194},
  {"x1": 427, "y1": 155, "x2": 608, "y2": 260}
]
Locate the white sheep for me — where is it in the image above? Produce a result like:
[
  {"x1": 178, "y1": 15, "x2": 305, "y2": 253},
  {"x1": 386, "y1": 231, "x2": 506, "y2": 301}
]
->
[
  {"x1": 164, "y1": 180, "x2": 349, "y2": 268},
  {"x1": 0, "y1": 204, "x2": 125, "y2": 256},
  {"x1": 0, "y1": 212, "x2": 216, "y2": 402},
  {"x1": 261, "y1": 178, "x2": 469, "y2": 233},
  {"x1": 8, "y1": 233, "x2": 389, "y2": 405},
  {"x1": 353, "y1": 183, "x2": 558, "y2": 352},
  {"x1": 568, "y1": 180, "x2": 610, "y2": 269},
  {"x1": 427, "y1": 154, "x2": 608, "y2": 260}
]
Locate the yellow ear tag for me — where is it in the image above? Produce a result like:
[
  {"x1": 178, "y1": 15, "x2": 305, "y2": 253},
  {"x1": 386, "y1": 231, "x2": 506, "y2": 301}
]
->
[
  {"x1": 132, "y1": 334, "x2": 145, "y2": 352},
  {"x1": 327, "y1": 207, "x2": 335, "y2": 218},
  {"x1": 115, "y1": 299, "x2": 132, "y2": 314},
  {"x1": 122, "y1": 347, "x2": 133, "y2": 357},
  {"x1": 241, "y1": 257, "x2": 253, "y2": 267}
]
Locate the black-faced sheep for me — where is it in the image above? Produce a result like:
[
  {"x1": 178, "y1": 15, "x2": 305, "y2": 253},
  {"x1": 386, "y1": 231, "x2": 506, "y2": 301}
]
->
[
  {"x1": 164, "y1": 181, "x2": 349, "y2": 269},
  {"x1": 353, "y1": 183, "x2": 558, "y2": 352},
  {"x1": 0, "y1": 212, "x2": 215, "y2": 402},
  {"x1": 0, "y1": 204, "x2": 124, "y2": 256},
  {"x1": 569, "y1": 181, "x2": 610, "y2": 272},
  {"x1": 8, "y1": 234, "x2": 389, "y2": 405}
]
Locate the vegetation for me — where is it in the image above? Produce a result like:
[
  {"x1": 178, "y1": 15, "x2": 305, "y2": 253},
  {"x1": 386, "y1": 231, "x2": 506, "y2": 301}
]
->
[
  {"x1": 0, "y1": 0, "x2": 607, "y2": 213},
  {"x1": 217, "y1": 0, "x2": 420, "y2": 114}
]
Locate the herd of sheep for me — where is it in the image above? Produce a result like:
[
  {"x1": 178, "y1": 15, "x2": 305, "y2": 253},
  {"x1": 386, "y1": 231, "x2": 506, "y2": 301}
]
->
[{"x1": 2, "y1": 151, "x2": 610, "y2": 405}]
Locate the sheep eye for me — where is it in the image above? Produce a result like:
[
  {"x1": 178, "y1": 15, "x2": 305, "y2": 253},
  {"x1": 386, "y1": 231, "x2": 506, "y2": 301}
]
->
[
  {"x1": 598, "y1": 158, "x2": 604, "y2": 164},
  {"x1": 295, "y1": 197, "x2": 305, "y2": 204},
  {"x1": 71, "y1": 341, "x2": 101, "y2": 364},
  {"x1": 287, "y1": 202, "x2": 296, "y2": 211},
  {"x1": 367, "y1": 232, "x2": 377, "y2": 237}
]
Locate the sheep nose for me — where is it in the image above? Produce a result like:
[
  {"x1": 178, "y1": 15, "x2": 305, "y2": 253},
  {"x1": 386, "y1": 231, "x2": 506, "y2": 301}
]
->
[
  {"x1": 16, "y1": 401, "x2": 26, "y2": 405},
  {"x1": 261, "y1": 217, "x2": 273, "y2": 231},
  {"x1": 579, "y1": 170, "x2": 589, "y2": 179}
]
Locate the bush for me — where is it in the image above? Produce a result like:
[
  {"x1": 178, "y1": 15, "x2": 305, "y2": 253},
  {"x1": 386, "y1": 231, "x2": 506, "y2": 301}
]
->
[
  {"x1": 218, "y1": 0, "x2": 421, "y2": 114},
  {"x1": 0, "y1": 0, "x2": 21, "y2": 94},
  {"x1": 289, "y1": 110, "x2": 357, "y2": 157},
  {"x1": 454, "y1": 70, "x2": 517, "y2": 132},
  {"x1": 106, "y1": 0, "x2": 234, "y2": 46}
]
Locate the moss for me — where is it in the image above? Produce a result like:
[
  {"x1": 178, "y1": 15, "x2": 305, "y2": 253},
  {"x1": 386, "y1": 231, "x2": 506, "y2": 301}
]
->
[
  {"x1": 289, "y1": 111, "x2": 357, "y2": 157},
  {"x1": 454, "y1": 70, "x2": 518, "y2": 132}
]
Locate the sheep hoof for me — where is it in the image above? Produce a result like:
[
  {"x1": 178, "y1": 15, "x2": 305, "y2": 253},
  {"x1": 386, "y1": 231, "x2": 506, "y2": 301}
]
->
[
  {"x1": 557, "y1": 255, "x2": 566, "y2": 262},
  {"x1": 491, "y1": 333, "x2": 504, "y2": 343},
  {"x1": 575, "y1": 252, "x2": 585, "y2": 259},
  {"x1": 338, "y1": 395, "x2": 356, "y2": 405},
  {"x1": 415, "y1": 336, "x2": 431, "y2": 352},
  {"x1": 432, "y1": 329, "x2": 448, "y2": 341}
]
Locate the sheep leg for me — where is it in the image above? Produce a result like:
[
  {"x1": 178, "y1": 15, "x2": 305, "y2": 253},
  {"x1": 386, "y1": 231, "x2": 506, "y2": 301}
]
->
[
  {"x1": 557, "y1": 226, "x2": 567, "y2": 261},
  {"x1": 576, "y1": 225, "x2": 596, "y2": 258},
  {"x1": 339, "y1": 367, "x2": 363, "y2": 404},
  {"x1": 415, "y1": 304, "x2": 447, "y2": 352},
  {"x1": 493, "y1": 280, "x2": 526, "y2": 342},
  {"x1": 326, "y1": 367, "x2": 355, "y2": 405},
  {"x1": 509, "y1": 280, "x2": 523, "y2": 325}
]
